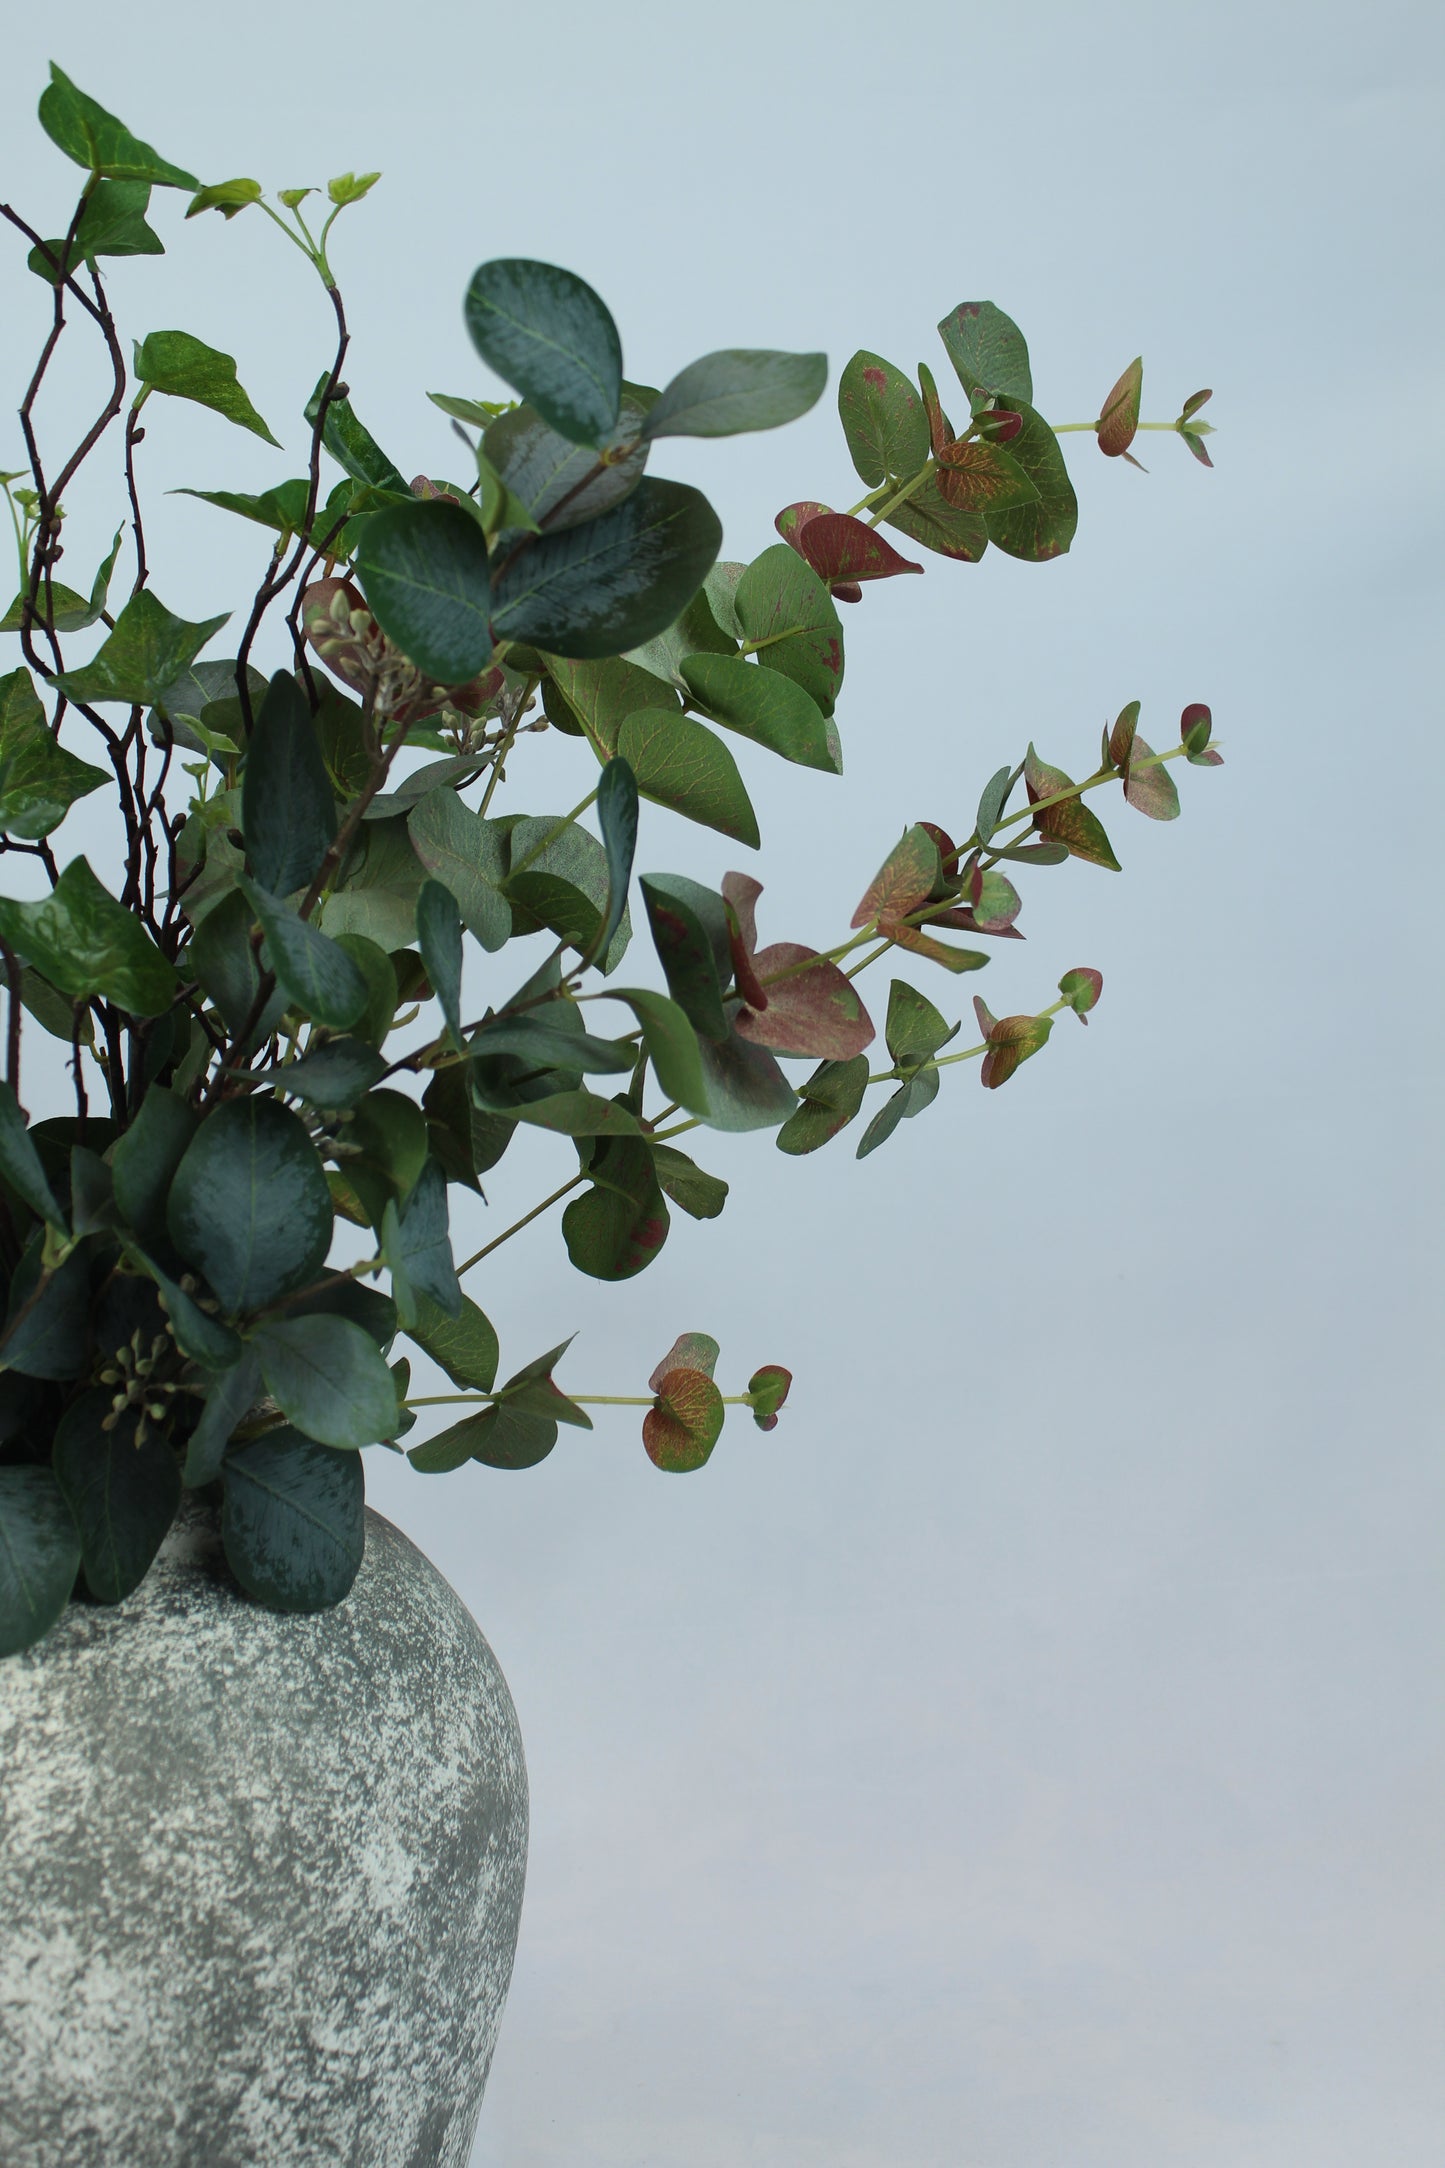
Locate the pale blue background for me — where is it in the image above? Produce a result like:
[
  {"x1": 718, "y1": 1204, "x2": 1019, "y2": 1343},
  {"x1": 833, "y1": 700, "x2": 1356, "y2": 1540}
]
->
[{"x1": 2, "y1": 3, "x2": 1441, "y2": 2162}]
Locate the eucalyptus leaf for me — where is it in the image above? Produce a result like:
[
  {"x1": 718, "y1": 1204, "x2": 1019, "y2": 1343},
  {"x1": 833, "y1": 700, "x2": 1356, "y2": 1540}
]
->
[
  {"x1": 52, "y1": 1391, "x2": 180, "y2": 1604},
  {"x1": 168, "y1": 1098, "x2": 333, "y2": 1316},
  {"x1": 734, "y1": 546, "x2": 844, "y2": 715},
  {"x1": 356, "y1": 498, "x2": 493, "y2": 685},
  {"x1": 111, "y1": 1085, "x2": 196, "y2": 1248},
  {"x1": 416, "y1": 879, "x2": 463, "y2": 1044},
  {"x1": 644, "y1": 350, "x2": 827, "y2": 440},
  {"x1": 239, "y1": 877, "x2": 369, "y2": 1031},
  {"x1": 241, "y1": 669, "x2": 337, "y2": 899},
  {"x1": 465, "y1": 258, "x2": 622, "y2": 445},
  {"x1": 615, "y1": 708, "x2": 760, "y2": 849},
  {"x1": 0, "y1": 1466, "x2": 81, "y2": 1658},
  {"x1": 222, "y1": 1428, "x2": 365, "y2": 1612},
  {"x1": 490, "y1": 480, "x2": 722, "y2": 660},
  {"x1": 256, "y1": 1314, "x2": 399, "y2": 1450},
  {"x1": 407, "y1": 791, "x2": 510, "y2": 951},
  {"x1": 680, "y1": 653, "x2": 837, "y2": 774},
  {"x1": 0, "y1": 1078, "x2": 65, "y2": 1231},
  {"x1": 181, "y1": 1348, "x2": 262, "y2": 1487},
  {"x1": 937, "y1": 301, "x2": 1034, "y2": 404}
]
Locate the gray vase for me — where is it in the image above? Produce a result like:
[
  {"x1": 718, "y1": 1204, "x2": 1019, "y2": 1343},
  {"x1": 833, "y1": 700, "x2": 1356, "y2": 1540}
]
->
[{"x1": 0, "y1": 1498, "x2": 528, "y2": 2168}]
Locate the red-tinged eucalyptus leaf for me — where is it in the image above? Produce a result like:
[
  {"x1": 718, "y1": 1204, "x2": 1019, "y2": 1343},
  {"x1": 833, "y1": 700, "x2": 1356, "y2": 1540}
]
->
[
  {"x1": 747, "y1": 1364, "x2": 791, "y2": 1431},
  {"x1": 1182, "y1": 430, "x2": 1214, "y2": 469},
  {"x1": 983, "y1": 402, "x2": 1079, "y2": 562},
  {"x1": 1123, "y1": 736, "x2": 1181, "y2": 820},
  {"x1": 1098, "y1": 358, "x2": 1143, "y2": 458},
  {"x1": 972, "y1": 408, "x2": 1024, "y2": 445},
  {"x1": 736, "y1": 943, "x2": 874, "y2": 1059},
  {"x1": 837, "y1": 352, "x2": 929, "y2": 487},
  {"x1": 649, "y1": 1332, "x2": 720, "y2": 1388},
  {"x1": 851, "y1": 823, "x2": 941, "y2": 930},
  {"x1": 719, "y1": 870, "x2": 762, "y2": 956},
  {"x1": 917, "y1": 821, "x2": 957, "y2": 876},
  {"x1": 1058, "y1": 967, "x2": 1103, "y2": 1022},
  {"x1": 774, "y1": 501, "x2": 830, "y2": 550},
  {"x1": 1024, "y1": 747, "x2": 1121, "y2": 871},
  {"x1": 792, "y1": 515, "x2": 922, "y2": 585},
  {"x1": 832, "y1": 582, "x2": 863, "y2": 604},
  {"x1": 979, "y1": 1011, "x2": 1053, "y2": 1089},
  {"x1": 916, "y1": 361, "x2": 954, "y2": 457},
  {"x1": 933, "y1": 438, "x2": 1039, "y2": 515},
  {"x1": 1180, "y1": 703, "x2": 1214, "y2": 756},
  {"x1": 643, "y1": 1367, "x2": 724, "y2": 1472},
  {"x1": 937, "y1": 302, "x2": 1033, "y2": 404},
  {"x1": 562, "y1": 1168, "x2": 670, "y2": 1282},
  {"x1": 889, "y1": 924, "x2": 989, "y2": 974},
  {"x1": 1109, "y1": 700, "x2": 1140, "y2": 771},
  {"x1": 1180, "y1": 389, "x2": 1212, "y2": 421},
  {"x1": 884, "y1": 478, "x2": 988, "y2": 563}
]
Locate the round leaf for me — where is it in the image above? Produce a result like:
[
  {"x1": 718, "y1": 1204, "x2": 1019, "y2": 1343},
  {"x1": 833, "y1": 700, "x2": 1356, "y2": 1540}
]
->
[
  {"x1": 221, "y1": 1428, "x2": 365, "y2": 1612},
  {"x1": 490, "y1": 480, "x2": 722, "y2": 660},
  {"x1": 465, "y1": 258, "x2": 622, "y2": 446},
  {"x1": 167, "y1": 1098, "x2": 333, "y2": 1316},
  {"x1": 356, "y1": 498, "x2": 494, "y2": 686},
  {"x1": 255, "y1": 1314, "x2": 400, "y2": 1450}
]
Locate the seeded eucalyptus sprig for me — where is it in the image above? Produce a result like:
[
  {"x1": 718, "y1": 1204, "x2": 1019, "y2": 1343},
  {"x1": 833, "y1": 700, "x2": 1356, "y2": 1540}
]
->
[{"x1": 0, "y1": 64, "x2": 1219, "y2": 1657}]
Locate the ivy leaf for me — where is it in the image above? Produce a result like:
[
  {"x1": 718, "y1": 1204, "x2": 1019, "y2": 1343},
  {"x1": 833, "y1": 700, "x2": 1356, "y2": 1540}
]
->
[
  {"x1": 982, "y1": 403, "x2": 1078, "y2": 562},
  {"x1": 735, "y1": 545, "x2": 845, "y2": 717},
  {"x1": 615, "y1": 708, "x2": 760, "y2": 848},
  {"x1": 466, "y1": 259, "x2": 622, "y2": 446},
  {"x1": 0, "y1": 857, "x2": 179, "y2": 1017},
  {"x1": 736, "y1": 945, "x2": 873, "y2": 1060},
  {"x1": 680, "y1": 653, "x2": 838, "y2": 774},
  {"x1": 788, "y1": 513, "x2": 922, "y2": 585},
  {"x1": 355, "y1": 497, "x2": 494, "y2": 685},
  {"x1": 490, "y1": 479, "x2": 722, "y2": 660},
  {"x1": 51, "y1": 590, "x2": 229, "y2": 707},
  {"x1": 0, "y1": 672, "x2": 105, "y2": 839},
  {"x1": 134, "y1": 330, "x2": 280, "y2": 446},
  {"x1": 1058, "y1": 966, "x2": 1103, "y2": 1022},
  {"x1": 184, "y1": 176, "x2": 263, "y2": 221},
  {"x1": 1024, "y1": 747, "x2": 1121, "y2": 870},
  {"x1": 1098, "y1": 357, "x2": 1143, "y2": 459},
  {"x1": 643, "y1": 1366, "x2": 724, "y2": 1472},
  {"x1": 38, "y1": 66, "x2": 198, "y2": 190},
  {"x1": 26, "y1": 179, "x2": 162, "y2": 282},
  {"x1": 937, "y1": 301, "x2": 1033, "y2": 404},
  {"x1": 168, "y1": 1098, "x2": 333, "y2": 1316},
  {"x1": 327, "y1": 170, "x2": 381, "y2": 207},
  {"x1": 775, "y1": 1054, "x2": 869, "y2": 1155},
  {"x1": 1, "y1": 526, "x2": 123, "y2": 639},
  {"x1": 851, "y1": 823, "x2": 941, "y2": 930},
  {"x1": 651, "y1": 1144, "x2": 727, "y2": 1218},
  {"x1": 0, "y1": 1077, "x2": 65, "y2": 1231},
  {"x1": 53, "y1": 1391, "x2": 181, "y2": 1603},
  {"x1": 747, "y1": 1364, "x2": 791, "y2": 1430},
  {"x1": 407, "y1": 790, "x2": 510, "y2": 952},
  {"x1": 643, "y1": 349, "x2": 826, "y2": 439},
  {"x1": 0, "y1": 1465, "x2": 82, "y2": 1657},
  {"x1": 256, "y1": 1314, "x2": 399, "y2": 1450},
  {"x1": 933, "y1": 438, "x2": 1039, "y2": 514},
  {"x1": 427, "y1": 390, "x2": 509, "y2": 429},
  {"x1": 837, "y1": 352, "x2": 929, "y2": 486},
  {"x1": 416, "y1": 878, "x2": 463, "y2": 1045},
  {"x1": 640, "y1": 874, "x2": 730, "y2": 1041},
  {"x1": 239, "y1": 876, "x2": 369, "y2": 1030},
  {"x1": 407, "y1": 1291, "x2": 499, "y2": 1392},
  {"x1": 978, "y1": 1008, "x2": 1054, "y2": 1090},
  {"x1": 222, "y1": 1429, "x2": 365, "y2": 1612},
  {"x1": 304, "y1": 380, "x2": 408, "y2": 496}
]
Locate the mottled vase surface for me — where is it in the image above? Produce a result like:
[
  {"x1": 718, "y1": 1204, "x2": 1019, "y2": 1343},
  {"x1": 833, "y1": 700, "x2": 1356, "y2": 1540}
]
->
[{"x1": 0, "y1": 1500, "x2": 528, "y2": 2168}]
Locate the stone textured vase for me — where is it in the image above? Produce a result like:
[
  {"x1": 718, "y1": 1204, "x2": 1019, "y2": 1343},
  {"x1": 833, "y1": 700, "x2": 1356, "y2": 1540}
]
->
[{"x1": 0, "y1": 1498, "x2": 528, "y2": 2168}]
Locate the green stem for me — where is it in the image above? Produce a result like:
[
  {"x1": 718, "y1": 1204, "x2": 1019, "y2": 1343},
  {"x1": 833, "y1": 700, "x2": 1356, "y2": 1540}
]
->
[
  {"x1": 504, "y1": 787, "x2": 597, "y2": 882},
  {"x1": 865, "y1": 459, "x2": 936, "y2": 529},
  {"x1": 255, "y1": 197, "x2": 324, "y2": 274},
  {"x1": 650, "y1": 1115, "x2": 700, "y2": 1143},
  {"x1": 1052, "y1": 419, "x2": 1188, "y2": 435},
  {"x1": 404, "y1": 1390, "x2": 757, "y2": 1410},
  {"x1": 456, "y1": 1172, "x2": 584, "y2": 1274},
  {"x1": 844, "y1": 936, "x2": 891, "y2": 982}
]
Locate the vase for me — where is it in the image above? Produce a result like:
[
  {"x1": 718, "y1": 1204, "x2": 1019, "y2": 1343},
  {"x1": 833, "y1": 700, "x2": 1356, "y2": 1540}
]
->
[{"x1": 0, "y1": 1495, "x2": 528, "y2": 2168}]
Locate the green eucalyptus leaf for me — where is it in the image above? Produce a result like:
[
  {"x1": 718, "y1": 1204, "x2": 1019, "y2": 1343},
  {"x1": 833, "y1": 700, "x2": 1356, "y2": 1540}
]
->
[
  {"x1": 0, "y1": 1465, "x2": 82, "y2": 1657},
  {"x1": 563, "y1": 1142, "x2": 669, "y2": 1282},
  {"x1": 240, "y1": 669, "x2": 337, "y2": 900},
  {"x1": 592, "y1": 756, "x2": 638, "y2": 963},
  {"x1": 696, "y1": 1027, "x2": 796, "y2": 1133},
  {"x1": 490, "y1": 480, "x2": 721, "y2": 660},
  {"x1": 541, "y1": 653, "x2": 677, "y2": 757},
  {"x1": 471, "y1": 1012, "x2": 636, "y2": 1075},
  {"x1": 222, "y1": 1428, "x2": 365, "y2": 1612},
  {"x1": 38, "y1": 66, "x2": 198, "y2": 190},
  {"x1": 983, "y1": 403, "x2": 1078, "y2": 563},
  {"x1": 168, "y1": 1098, "x2": 333, "y2": 1316},
  {"x1": 886, "y1": 979, "x2": 955, "y2": 1063},
  {"x1": 679, "y1": 653, "x2": 837, "y2": 774},
  {"x1": 332, "y1": 936, "x2": 399, "y2": 1047},
  {"x1": 322, "y1": 817, "x2": 426, "y2": 952},
  {"x1": 465, "y1": 258, "x2": 622, "y2": 445},
  {"x1": 855, "y1": 1069, "x2": 938, "y2": 1159},
  {"x1": 416, "y1": 879, "x2": 463, "y2": 1045},
  {"x1": 482, "y1": 394, "x2": 648, "y2": 533},
  {"x1": 185, "y1": 889, "x2": 287, "y2": 1046},
  {"x1": 239, "y1": 877, "x2": 369, "y2": 1030},
  {"x1": 0, "y1": 858, "x2": 178, "y2": 1017},
  {"x1": 0, "y1": 1235, "x2": 92, "y2": 1380},
  {"x1": 605, "y1": 987, "x2": 709, "y2": 1115},
  {"x1": 624, "y1": 583, "x2": 735, "y2": 685},
  {"x1": 260, "y1": 1037, "x2": 387, "y2": 1110},
  {"x1": 134, "y1": 330, "x2": 279, "y2": 446},
  {"x1": 615, "y1": 707, "x2": 760, "y2": 849},
  {"x1": 51, "y1": 591, "x2": 229, "y2": 708},
  {"x1": 387, "y1": 1158, "x2": 462, "y2": 1318},
  {"x1": 52, "y1": 1391, "x2": 180, "y2": 1604},
  {"x1": 181, "y1": 1347, "x2": 262, "y2": 1486},
  {"x1": 501, "y1": 815, "x2": 631, "y2": 971},
  {"x1": 937, "y1": 301, "x2": 1033, "y2": 404},
  {"x1": 650, "y1": 1143, "x2": 727, "y2": 1218},
  {"x1": 408, "y1": 1291, "x2": 498, "y2": 1392},
  {"x1": 355, "y1": 498, "x2": 493, "y2": 685},
  {"x1": 256, "y1": 1314, "x2": 399, "y2": 1450},
  {"x1": 837, "y1": 351, "x2": 929, "y2": 487},
  {"x1": 775, "y1": 1054, "x2": 870, "y2": 1155},
  {"x1": 342, "y1": 1088, "x2": 429, "y2": 1231},
  {"x1": 141, "y1": 1253, "x2": 244, "y2": 1369},
  {"x1": 413, "y1": 1403, "x2": 557, "y2": 1473},
  {"x1": 733, "y1": 546, "x2": 844, "y2": 715},
  {"x1": 111, "y1": 1085, "x2": 196, "y2": 1248},
  {"x1": 644, "y1": 350, "x2": 826, "y2": 440},
  {"x1": 407, "y1": 791, "x2": 510, "y2": 951},
  {"x1": 639, "y1": 874, "x2": 730, "y2": 1041}
]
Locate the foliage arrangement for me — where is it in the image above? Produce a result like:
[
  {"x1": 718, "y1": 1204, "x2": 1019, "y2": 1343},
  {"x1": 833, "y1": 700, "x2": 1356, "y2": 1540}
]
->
[{"x1": 0, "y1": 67, "x2": 1219, "y2": 1656}]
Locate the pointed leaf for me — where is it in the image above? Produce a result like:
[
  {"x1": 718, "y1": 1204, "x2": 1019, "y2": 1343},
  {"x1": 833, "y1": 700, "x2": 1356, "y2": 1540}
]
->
[
  {"x1": 775, "y1": 1054, "x2": 869, "y2": 1155},
  {"x1": 639, "y1": 874, "x2": 730, "y2": 1040},
  {"x1": 408, "y1": 1292, "x2": 498, "y2": 1392},
  {"x1": 851, "y1": 823, "x2": 941, "y2": 929},
  {"x1": 0, "y1": 669, "x2": 107, "y2": 838},
  {"x1": 1098, "y1": 357, "x2": 1143, "y2": 458},
  {"x1": 933, "y1": 437, "x2": 1039, "y2": 514},
  {"x1": 51, "y1": 591, "x2": 229, "y2": 707},
  {"x1": 792, "y1": 513, "x2": 922, "y2": 584},
  {"x1": 38, "y1": 66, "x2": 198, "y2": 189},
  {"x1": 181, "y1": 1347, "x2": 262, "y2": 1486},
  {"x1": 885, "y1": 978, "x2": 954, "y2": 1063},
  {"x1": 239, "y1": 669, "x2": 336, "y2": 900},
  {"x1": 651, "y1": 1145, "x2": 727, "y2": 1218},
  {"x1": 0, "y1": 857, "x2": 178, "y2": 1016},
  {"x1": 239, "y1": 877, "x2": 368, "y2": 1029},
  {"x1": 390, "y1": 1158, "x2": 462, "y2": 1318},
  {"x1": 542, "y1": 653, "x2": 679, "y2": 757},
  {"x1": 26, "y1": 178, "x2": 162, "y2": 282},
  {"x1": 134, "y1": 329, "x2": 279, "y2": 446},
  {"x1": 1024, "y1": 748, "x2": 1121, "y2": 870},
  {"x1": 1108, "y1": 700, "x2": 1140, "y2": 772},
  {"x1": 111, "y1": 1085, "x2": 196, "y2": 1247},
  {"x1": 465, "y1": 258, "x2": 622, "y2": 445},
  {"x1": 607, "y1": 986, "x2": 710, "y2": 1115},
  {"x1": 407, "y1": 790, "x2": 510, "y2": 952},
  {"x1": 1123, "y1": 736, "x2": 1181, "y2": 820},
  {"x1": 416, "y1": 878, "x2": 463, "y2": 1045},
  {"x1": 594, "y1": 756, "x2": 638, "y2": 961},
  {"x1": 0, "y1": 1078, "x2": 65, "y2": 1231},
  {"x1": 855, "y1": 1070, "x2": 937, "y2": 1159}
]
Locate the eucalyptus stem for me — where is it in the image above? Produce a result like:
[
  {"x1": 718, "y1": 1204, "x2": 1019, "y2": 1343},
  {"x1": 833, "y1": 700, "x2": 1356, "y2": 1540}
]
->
[{"x1": 457, "y1": 1172, "x2": 585, "y2": 1275}]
